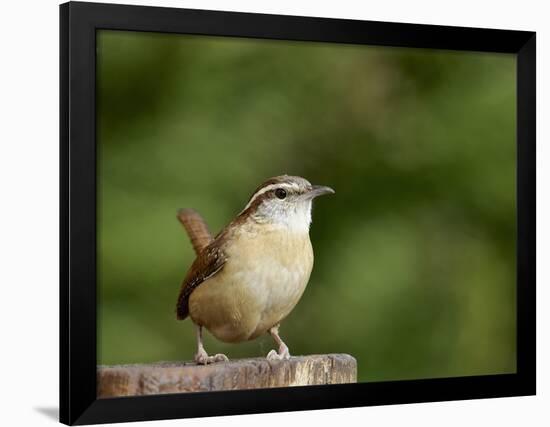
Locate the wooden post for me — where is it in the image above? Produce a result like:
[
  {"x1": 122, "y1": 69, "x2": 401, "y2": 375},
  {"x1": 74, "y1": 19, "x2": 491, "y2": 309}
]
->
[{"x1": 98, "y1": 354, "x2": 357, "y2": 398}]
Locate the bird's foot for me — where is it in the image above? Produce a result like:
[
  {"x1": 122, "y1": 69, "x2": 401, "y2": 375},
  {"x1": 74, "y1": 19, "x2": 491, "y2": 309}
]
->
[
  {"x1": 194, "y1": 349, "x2": 229, "y2": 365},
  {"x1": 266, "y1": 344, "x2": 290, "y2": 361}
]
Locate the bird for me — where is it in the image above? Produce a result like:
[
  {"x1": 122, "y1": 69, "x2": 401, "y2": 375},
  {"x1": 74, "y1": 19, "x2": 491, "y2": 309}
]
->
[{"x1": 175, "y1": 175, "x2": 334, "y2": 364}]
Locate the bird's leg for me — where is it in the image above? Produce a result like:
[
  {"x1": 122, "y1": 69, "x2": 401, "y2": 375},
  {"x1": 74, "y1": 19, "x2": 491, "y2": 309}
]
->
[
  {"x1": 194, "y1": 325, "x2": 229, "y2": 365},
  {"x1": 266, "y1": 324, "x2": 291, "y2": 361}
]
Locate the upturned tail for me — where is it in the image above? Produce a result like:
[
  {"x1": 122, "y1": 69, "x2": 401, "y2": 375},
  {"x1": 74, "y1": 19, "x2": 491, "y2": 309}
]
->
[{"x1": 176, "y1": 208, "x2": 213, "y2": 254}]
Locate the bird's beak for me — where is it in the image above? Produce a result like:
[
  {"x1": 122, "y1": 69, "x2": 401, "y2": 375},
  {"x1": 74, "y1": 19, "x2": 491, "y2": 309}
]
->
[{"x1": 305, "y1": 185, "x2": 335, "y2": 199}]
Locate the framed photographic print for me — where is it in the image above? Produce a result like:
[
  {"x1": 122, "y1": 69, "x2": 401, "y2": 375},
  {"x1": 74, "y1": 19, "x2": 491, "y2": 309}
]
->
[{"x1": 60, "y1": 1, "x2": 536, "y2": 425}]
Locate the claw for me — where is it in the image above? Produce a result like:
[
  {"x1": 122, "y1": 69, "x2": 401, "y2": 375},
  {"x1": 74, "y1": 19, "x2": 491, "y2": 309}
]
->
[
  {"x1": 213, "y1": 353, "x2": 229, "y2": 362},
  {"x1": 266, "y1": 349, "x2": 281, "y2": 360},
  {"x1": 266, "y1": 325, "x2": 291, "y2": 361},
  {"x1": 193, "y1": 325, "x2": 229, "y2": 365},
  {"x1": 266, "y1": 345, "x2": 290, "y2": 361},
  {"x1": 194, "y1": 349, "x2": 229, "y2": 365}
]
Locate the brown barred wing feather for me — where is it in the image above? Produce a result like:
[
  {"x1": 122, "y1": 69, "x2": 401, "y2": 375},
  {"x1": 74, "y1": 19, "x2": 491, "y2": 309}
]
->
[{"x1": 176, "y1": 244, "x2": 226, "y2": 320}]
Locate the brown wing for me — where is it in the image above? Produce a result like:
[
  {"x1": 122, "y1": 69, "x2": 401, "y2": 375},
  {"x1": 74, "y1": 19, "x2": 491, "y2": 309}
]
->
[{"x1": 176, "y1": 243, "x2": 227, "y2": 320}]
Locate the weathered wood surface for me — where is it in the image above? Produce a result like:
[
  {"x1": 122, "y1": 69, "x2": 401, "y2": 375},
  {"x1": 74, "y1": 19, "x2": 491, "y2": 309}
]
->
[{"x1": 98, "y1": 354, "x2": 357, "y2": 398}]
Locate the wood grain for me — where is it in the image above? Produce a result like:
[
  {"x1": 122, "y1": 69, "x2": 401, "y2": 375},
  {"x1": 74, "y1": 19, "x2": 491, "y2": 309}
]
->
[{"x1": 97, "y1": 354, "x2": 357, "y2": 397}]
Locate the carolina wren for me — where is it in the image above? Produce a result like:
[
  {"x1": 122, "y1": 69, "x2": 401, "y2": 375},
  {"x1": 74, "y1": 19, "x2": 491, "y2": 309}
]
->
[{"x1": 176, "y1": 175, "x2": 334, "y2": 364}]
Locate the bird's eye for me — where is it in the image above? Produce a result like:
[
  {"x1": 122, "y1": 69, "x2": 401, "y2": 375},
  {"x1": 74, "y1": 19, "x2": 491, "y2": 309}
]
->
[{"x1": 275, "y1": 188, "x2": 287, "y2": 199}]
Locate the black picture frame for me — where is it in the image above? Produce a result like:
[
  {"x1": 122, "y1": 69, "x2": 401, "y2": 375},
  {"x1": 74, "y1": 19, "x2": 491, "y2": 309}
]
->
[{"x1": 60, "y1": 1, "x2": 536, "y2": 425}]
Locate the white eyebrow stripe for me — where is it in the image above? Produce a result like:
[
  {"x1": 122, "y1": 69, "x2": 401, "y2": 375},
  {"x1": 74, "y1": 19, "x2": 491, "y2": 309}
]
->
[{"x1": 242, "y1": 182, "x2": 297, "y2": 211}]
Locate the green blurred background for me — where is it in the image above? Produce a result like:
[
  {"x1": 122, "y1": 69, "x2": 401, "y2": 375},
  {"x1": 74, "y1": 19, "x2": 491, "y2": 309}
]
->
[{"x1": 97, "y1": 30, "x2": 516, "y2": 382}]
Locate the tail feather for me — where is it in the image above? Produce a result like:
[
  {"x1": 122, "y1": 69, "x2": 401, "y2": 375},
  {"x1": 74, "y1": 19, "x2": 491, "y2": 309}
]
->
[
  {"x1": 176, "y1": 208, "x2": 213, "y2": 321},
  {"x1": 177, "y1": 208, "x2": 213, "y2": 254}
]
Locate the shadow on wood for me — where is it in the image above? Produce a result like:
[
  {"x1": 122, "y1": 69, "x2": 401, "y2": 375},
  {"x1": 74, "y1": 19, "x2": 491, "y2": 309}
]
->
[{"x1": 98, "y1": 354, "x2": 357, "y2": 397}]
